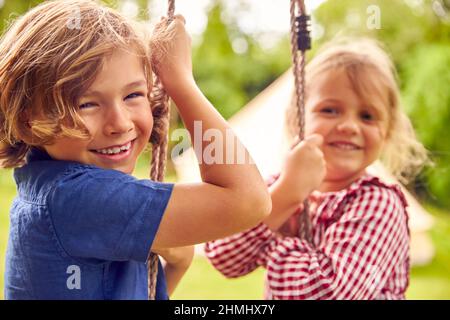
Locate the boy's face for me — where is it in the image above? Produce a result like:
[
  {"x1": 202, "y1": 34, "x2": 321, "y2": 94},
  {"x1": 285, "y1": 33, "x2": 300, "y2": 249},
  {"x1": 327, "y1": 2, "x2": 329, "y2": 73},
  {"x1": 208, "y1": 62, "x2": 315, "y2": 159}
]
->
[
  {"x1": 44, "y1": 49, "x2": 153, "y2": 174},
  {"x1": 305, "y1": 68, "x2": 389, "y2": 187}
]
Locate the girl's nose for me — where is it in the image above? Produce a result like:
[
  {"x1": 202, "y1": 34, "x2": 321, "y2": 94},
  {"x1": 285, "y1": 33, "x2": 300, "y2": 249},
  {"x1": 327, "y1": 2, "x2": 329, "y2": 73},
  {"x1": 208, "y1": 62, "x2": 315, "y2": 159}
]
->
[
  {"x1": 104, "y1": 103, "x2": 134, "y2": 135},
  {"x1": 336, "y1": 116, "x2": 360, "y2": 135}
]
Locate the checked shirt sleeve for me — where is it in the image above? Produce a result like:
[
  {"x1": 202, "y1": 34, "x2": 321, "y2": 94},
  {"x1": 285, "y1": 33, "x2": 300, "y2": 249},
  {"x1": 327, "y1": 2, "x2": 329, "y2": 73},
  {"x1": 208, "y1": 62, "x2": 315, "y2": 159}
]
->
[
  {"x1": 264, "y1": 185, "x2": 409, "y2": 300},
  {"x1": 204, "y1": 222, "x2": 278, "y2": 278},
  {"x1": 205, "y1": 174, "x2": 282, "y2": 278}
]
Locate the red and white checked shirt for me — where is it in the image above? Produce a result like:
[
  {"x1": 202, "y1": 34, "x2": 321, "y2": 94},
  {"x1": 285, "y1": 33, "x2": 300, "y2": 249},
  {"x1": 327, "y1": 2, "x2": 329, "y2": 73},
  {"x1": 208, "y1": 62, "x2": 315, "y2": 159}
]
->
[{"x1": 205, "y1": 174, "x2": 410, "y2": 300}]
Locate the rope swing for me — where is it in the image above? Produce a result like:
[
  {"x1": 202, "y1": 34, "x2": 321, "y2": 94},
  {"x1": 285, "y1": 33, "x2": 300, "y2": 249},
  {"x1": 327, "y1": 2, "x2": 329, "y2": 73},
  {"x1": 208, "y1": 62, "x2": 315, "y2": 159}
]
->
[
  {"x1": 147, "y1": 0, "x2": 175, "y2": 301},
  {"x1": 289, "y1": 0, "x2": 313, "y2": 243}
]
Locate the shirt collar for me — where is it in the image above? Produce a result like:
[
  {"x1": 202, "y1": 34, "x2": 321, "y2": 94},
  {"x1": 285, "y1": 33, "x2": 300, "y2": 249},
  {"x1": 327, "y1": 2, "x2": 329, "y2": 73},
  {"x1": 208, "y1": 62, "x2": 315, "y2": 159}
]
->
[{"x1": 27, "y1": 147, "x2": 53, "y2": 163}]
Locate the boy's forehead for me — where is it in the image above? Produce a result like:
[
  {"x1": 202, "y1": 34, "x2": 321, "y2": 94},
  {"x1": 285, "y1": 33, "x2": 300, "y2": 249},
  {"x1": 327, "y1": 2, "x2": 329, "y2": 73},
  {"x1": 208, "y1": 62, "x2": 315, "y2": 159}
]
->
[
  {"x1": 82, "y1": 49, "x2": 148, "y2": 94},
  {"x1": 83, "y1": 80, "x2": 148, "y2": 96}
]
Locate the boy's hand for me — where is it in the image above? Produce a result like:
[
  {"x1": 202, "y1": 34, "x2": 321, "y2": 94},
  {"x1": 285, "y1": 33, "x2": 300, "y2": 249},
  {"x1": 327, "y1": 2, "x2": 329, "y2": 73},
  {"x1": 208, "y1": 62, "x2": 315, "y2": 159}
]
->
[
  {"x1": 151, "y1": 15, "x2": 194, "y2": 95},
  {"x1": 279, "y1": 134, "x2": 326, "y2": 202},
  {"x1": 153, "y1": 246, "x2": 195, "y2": 296},
  {"x1": 153, "y1": 245, "x2": 195, "y2": 269}
]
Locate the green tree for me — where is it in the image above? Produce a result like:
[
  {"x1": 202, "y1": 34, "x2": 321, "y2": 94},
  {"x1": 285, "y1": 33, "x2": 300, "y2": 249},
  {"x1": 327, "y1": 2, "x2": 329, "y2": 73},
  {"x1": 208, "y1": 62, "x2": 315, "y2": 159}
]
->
[
  {"x1": 402, "y1": 43, "x2": 450, "y2": 208},
  {"x1": 0, "y1": 0, "x2": 44, "y2": 32},
  {"x1": 192, "y1": 1, "x2": 290, "y2": 119}
]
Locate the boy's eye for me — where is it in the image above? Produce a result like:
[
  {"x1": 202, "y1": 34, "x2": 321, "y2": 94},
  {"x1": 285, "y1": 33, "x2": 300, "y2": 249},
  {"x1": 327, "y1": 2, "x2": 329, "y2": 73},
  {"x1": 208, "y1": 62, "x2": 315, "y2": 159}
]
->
[{"x1": 78, "y1": 102, "x2": 97, "y2": 109}]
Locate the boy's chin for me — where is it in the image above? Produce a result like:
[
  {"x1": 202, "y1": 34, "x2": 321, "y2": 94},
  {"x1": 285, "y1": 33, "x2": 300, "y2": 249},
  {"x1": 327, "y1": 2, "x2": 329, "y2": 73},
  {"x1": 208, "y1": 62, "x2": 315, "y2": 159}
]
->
[{"x1": 99, "y1": 163, "x2": 135, "y2": 175}]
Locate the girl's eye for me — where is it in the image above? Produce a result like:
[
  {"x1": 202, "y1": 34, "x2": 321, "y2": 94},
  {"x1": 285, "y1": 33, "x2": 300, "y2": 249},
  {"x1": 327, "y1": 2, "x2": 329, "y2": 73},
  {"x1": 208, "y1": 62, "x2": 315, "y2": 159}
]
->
[
  {"x1": 320, "y1": 107, "x2": 338, "y2": 115},
  {"x1": 361, "y1": 111, "x2": 375, "y2": 121},
  {"x1": 125, "y1": 92, "x2": 145, "y2": 100}
]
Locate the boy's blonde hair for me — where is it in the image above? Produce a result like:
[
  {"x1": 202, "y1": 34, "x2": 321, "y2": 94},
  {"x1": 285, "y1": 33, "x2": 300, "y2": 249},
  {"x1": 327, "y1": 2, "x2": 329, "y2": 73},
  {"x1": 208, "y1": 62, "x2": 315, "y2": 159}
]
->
[
  {"x1": 0, "y1": 0, "x2": 160, "y2": 168},
  {"x1": 286, "y1": 38, "x2": 429, "y2": 184}
]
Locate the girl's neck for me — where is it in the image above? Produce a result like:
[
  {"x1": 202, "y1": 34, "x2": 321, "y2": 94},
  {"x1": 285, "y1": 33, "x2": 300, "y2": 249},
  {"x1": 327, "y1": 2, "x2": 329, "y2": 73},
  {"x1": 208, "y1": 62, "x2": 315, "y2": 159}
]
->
[{"x1": 318, "y1": 170, "x2": 368, "y2": 193}]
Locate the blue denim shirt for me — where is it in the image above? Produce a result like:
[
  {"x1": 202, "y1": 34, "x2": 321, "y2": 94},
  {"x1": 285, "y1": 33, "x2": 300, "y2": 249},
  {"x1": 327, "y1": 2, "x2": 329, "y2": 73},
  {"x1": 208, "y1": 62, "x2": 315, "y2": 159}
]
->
[{"x1": 5, "y1": 148, "x2": 174, "y2": 300}]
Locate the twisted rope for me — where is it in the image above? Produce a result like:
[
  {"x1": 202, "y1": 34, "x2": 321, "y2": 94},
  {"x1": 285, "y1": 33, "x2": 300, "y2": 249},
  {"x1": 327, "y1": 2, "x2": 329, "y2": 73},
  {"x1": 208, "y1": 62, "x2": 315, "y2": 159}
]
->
[
  {"x1": 148, "y1": 0, "x2": 175, "y2": 300},
  {"x1": 289, "y1": 0, "x2": 313, "y2": 243}
]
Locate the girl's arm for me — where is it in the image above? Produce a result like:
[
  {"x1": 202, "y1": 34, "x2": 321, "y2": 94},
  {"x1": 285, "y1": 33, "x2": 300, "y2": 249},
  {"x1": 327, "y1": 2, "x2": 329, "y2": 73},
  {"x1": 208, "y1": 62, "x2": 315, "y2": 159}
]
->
[
  {"x1": 151, "y1": 17, "x2": 271, "y2": 249},
  {"x1": 205, "y1": 136, "x2": 325, "y2": 277},
  {"x1": 263, "y1": 135, "x2": 325, "y2": 231},
  {"x1": 205, "y1": 222, "x2": 276, "y2": 278},
  {"x1": 260, "y1": 186, "x2": 409, "y2": 300}
]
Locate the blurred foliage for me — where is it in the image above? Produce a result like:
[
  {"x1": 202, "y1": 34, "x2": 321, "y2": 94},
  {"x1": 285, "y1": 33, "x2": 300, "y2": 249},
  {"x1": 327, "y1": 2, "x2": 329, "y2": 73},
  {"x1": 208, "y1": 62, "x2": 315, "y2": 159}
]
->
[
  {"x1": 192, "y1": 1, "x2": 291, "y2": 119},
  {"x1": 403, "y1": 43, "x2": 450, "y2": 207},
  {"x1": 0, "y1": 0, "x2": 41, "y2": 31}
]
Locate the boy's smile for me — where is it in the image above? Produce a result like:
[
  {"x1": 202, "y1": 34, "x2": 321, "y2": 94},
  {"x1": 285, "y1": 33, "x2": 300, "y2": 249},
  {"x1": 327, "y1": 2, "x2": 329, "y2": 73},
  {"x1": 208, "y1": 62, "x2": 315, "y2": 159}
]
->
[
  {"x1": 305, "y1": 68, "x2": 389, "y2": 192},
  {"x1": 44, "y1": 49, "x2": 153, "y2": 174},
  {"x1": 89, "y1": 139, "x2": 135, "y2": 160}
]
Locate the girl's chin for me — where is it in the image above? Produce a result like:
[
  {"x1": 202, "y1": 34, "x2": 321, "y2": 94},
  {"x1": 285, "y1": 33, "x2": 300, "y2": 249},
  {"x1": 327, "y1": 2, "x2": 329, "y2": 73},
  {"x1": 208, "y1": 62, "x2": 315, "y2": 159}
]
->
[{"x1": 324, "y1": 168, "x2": 365, "y2": 182}]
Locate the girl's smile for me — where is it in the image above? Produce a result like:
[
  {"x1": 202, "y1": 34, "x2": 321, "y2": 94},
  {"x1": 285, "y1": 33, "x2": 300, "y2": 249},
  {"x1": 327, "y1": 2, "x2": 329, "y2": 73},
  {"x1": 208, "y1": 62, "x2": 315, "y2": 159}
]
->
[{"x1": 327, "y1": 140, "x2": 362, "y2": 151}]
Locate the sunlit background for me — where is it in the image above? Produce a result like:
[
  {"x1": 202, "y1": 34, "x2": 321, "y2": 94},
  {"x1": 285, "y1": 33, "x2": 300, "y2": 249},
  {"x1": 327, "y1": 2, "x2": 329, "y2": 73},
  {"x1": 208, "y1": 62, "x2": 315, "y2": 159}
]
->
[{"x1": 0, "y1": 0, "x2": 449, "y2": 299}]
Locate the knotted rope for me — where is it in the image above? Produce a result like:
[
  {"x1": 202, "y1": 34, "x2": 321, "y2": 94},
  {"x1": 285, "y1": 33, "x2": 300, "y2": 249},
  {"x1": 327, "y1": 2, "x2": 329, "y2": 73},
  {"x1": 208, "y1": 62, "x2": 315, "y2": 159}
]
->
[
  {"x1": 289, "y1": 0, "x2": 313, "y2": 243},
  {"x1": 147, "y1": 0, "x2": 175, "y2": 300}
]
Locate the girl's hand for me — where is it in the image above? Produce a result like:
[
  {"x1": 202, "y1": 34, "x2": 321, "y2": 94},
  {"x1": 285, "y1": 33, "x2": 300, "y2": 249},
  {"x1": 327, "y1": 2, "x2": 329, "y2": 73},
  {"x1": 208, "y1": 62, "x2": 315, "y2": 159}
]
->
[
  {"x1": 264, "y1": 135, "x2": 324, "y2": 232},
  {"x1": 151, "y1": 15, "x2": 194, "y2": 95},
  {"x1": 280, "y1": 134, "x2": 326, "y2": 202}
]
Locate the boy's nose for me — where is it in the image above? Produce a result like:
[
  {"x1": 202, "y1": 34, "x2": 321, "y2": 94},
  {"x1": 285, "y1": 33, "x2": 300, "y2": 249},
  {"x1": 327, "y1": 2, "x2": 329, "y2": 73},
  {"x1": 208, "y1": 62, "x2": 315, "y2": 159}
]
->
[{"x1": 104, "y1": 104, "x2": 134, "y2": 135}]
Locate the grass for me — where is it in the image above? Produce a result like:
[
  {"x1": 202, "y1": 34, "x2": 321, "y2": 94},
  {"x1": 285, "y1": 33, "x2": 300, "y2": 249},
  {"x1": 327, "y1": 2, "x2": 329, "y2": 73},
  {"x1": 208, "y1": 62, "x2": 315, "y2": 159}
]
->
[
  {"x1": 1, "y1": 157, "x2": 450, "y2": 300},
  {"x1": 406, "y1": 205, "x2": 450, "y2": 299},
  {"x1": 172, "y1": 256, "x2": 266, "y2": 300}
]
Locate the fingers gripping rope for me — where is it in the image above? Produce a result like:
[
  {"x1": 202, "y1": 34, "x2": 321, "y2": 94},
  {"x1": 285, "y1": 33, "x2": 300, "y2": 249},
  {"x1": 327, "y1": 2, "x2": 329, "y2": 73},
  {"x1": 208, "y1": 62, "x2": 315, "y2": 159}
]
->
[
  {"x1": 148, "y1": 0, "x2": 176, "y2": 301},
  {"x1": 289, "y1": 0, "x2": 313, "y2": 243}
]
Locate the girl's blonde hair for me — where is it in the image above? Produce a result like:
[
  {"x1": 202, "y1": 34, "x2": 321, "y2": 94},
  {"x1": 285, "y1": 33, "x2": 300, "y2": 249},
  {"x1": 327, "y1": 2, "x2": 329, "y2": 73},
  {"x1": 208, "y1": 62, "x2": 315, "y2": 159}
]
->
[
  {"x1": 286, "y1": 38, "x2": 429, "y2": 184},
  {"x1": 0, "y1": 0, "x2": 161, "y2": 168}
]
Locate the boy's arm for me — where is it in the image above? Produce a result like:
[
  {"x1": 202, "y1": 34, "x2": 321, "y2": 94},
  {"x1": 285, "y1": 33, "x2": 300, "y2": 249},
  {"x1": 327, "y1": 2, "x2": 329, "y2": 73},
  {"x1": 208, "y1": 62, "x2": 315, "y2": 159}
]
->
[
  {"x1": 151, "y1": 17, "x2": 271, "y2": 249},
  {"x1": 155, "y1": 246, "x2": 194, "y2": 296}
]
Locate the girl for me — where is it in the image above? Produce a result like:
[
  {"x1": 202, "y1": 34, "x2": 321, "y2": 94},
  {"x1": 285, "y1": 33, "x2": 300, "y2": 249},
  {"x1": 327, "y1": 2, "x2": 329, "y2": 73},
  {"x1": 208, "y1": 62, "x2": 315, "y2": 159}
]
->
[
  {"x1": 205, "y1": 38, "x2": 429, "y2": 300},
  {"x1": 0, "y1": 0, "x2": 271, "y2": 299}
]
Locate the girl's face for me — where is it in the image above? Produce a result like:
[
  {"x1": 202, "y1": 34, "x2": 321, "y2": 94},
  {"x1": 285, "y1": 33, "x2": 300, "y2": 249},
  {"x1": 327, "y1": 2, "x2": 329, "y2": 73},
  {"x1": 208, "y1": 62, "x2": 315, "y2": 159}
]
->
[
  {"x1": 305, "y1": 68, "x2": 390, "y2": 190},
  {"x1": 44, "y1": 49, "x2": 153, "y2": 174}
]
